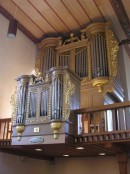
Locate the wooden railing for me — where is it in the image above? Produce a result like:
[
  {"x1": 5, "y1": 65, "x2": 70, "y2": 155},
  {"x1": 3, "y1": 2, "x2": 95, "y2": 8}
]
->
[
  {"x1": 74, "y1": 101, "x2": 130, "y2": 136},
  {"x1": 0, "y1": 118, "x2": 12, "y2": 144}
]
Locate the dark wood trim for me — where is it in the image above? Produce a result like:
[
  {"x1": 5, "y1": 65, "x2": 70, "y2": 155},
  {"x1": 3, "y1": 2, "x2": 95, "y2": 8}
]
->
[
  {"x1": 110, "y1": 0, "x2": 130, "y2": 57},
  {"x1": 110, "y1": 0, "x2": 130, "y2": 39}
]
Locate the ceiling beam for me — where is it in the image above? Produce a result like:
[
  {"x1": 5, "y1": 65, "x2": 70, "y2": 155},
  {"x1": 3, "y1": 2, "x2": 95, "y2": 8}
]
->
[
  {"x1": 0, "y1": 5, "x2": 40, "y2": 44},
  {"x1": 110, "y1": 0, "x2": 130, "y2": 57}
]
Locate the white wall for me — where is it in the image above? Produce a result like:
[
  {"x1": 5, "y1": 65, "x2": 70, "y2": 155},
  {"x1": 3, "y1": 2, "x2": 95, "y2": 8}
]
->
[
  {"x1": 0, "y1": 152, "x2": 50, "y2": 174},
  {"x1": 0, "y1": 153, "x2": 130, "y2": 174},
  {"x1": 54, "y1": 156, "x2": 130, "y2": 174},
  {"x1": 0, "y1": 14, "x2": 37, "y2": 118}
]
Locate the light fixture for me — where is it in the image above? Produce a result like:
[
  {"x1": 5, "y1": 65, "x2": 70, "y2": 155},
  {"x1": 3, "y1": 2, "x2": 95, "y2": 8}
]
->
[
  {"x1": 99, "y1": 152, "x2": 106, "y2": 156},
  {"x1": 63, "y1": 155, "x2": 69, "y2": 157},
  {"x1": 35, "y1": 148, "x2": 42, "y2": 151},
  {"x1": 7, "y1": 19, "x2": 18, "y2": 39},
  {"x1": 76, "y1": 147, "x2": 84, "y2": 150}
]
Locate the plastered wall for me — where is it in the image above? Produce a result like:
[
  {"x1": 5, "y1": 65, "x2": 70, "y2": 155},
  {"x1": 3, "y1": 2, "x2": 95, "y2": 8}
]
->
[
  {"x1": 0, "y1": 14, "x2": 37, "y2": 118},
  {"x1": 0, "y1": 152, "x2": 50, "y2": 174},
  {"x1": 0, "y1": 153, "x2": 130, "y2": 174},
  {"x1": 54, "y1": 156, "x2": 130, "y2": 174}
]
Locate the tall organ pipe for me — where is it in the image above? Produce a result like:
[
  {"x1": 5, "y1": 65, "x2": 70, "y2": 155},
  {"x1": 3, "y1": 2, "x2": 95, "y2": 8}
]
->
[
  {"x1": 16, "y1": 75, "x2": 29, "y2": 124},
  {"x1": 51, "y1": 75, "x2": 63, "y2": 120},
  {"x1": 91, "y1": 33, "x2": 108, "y2": 78}
]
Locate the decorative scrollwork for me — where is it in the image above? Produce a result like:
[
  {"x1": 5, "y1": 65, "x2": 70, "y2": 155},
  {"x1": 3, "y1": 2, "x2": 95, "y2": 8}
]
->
[
  {"x1": 63, "y1": 33, "x2": 79, "y2": 45},
  {"x1": 10, "y1": 87, "x2": 17, "y2": 121},
  {"x1": 35, "y1": 53, "x2": 42, "y2": 71},
  {"x1": 105, "y1": 26, "x2": 119, "y2": 77},
  {"x1": 109, "y1": 30, "x2": 119, "y2": 76},
  {"x1": 64, "y1": 73, "x2": 75, "y2": 119}
]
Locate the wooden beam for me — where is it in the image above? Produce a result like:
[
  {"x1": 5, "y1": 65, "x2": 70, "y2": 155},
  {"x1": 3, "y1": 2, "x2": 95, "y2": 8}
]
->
[
  {"x1": 110, "y1": 0, "x2": 130, "y2": 58},
  {"x1": 0, "y1": 5, "x2": 40, "y2": 44}
]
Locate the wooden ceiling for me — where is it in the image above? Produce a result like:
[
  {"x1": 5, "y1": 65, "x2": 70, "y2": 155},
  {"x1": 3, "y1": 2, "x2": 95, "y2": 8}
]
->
[
  {"x1": 0, "y1": 0, "x2": 130, "y2": 45},
  {"x1": 1, "y1": 140, "x2": 130, "y2": 160}
]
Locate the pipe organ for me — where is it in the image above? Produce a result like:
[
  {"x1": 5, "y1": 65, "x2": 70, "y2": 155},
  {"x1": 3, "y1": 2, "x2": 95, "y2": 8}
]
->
[
  {"x1": 12, "y1": 67, "x2": 80, "y2": 144},
  {"x1": 12, "y1": 22, "x2": 124, "y2": 145},
  {"x1": 35, "y1": 22, "x2": 123, "y2": 107}
]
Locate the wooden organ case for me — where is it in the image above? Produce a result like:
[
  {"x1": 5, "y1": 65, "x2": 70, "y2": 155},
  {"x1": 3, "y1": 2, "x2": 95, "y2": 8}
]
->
[
  {"x1": 12, "y1": 67, "x2": 80, "y2": 145},
  {"x1": 12, "y1": 22, "x2": 124, "y2": 145}
]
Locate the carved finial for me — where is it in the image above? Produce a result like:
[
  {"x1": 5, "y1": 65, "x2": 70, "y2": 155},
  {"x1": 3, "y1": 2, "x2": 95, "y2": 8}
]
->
[{"x1": 30, "y1": 68, "x2": 44, "y2": 84}]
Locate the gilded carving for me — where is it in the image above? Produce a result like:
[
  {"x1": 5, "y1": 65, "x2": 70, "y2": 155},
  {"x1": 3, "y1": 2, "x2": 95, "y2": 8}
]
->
[
  {"x1": 10, "y1": 87, "x2": 17, "y2": 122},
  {"x1": 16, "y1": 125, "x2": 25, "y2": 141},
  {"x1": 87, "y1": 41, "x2": 92, "y2": 80},
  {"x1": 35, "y1": 53, "x2": 42, "y2": 71},
  {"x1": 92, "y1": 76, "x2": 109, "y2": 93},
  {"x1": 105, "y1": 25, "x2": 119, "y2": 77},
  {"x1": 63, "y1": 33, "x2": 79, "y2": 45},
  {"x1": 50, "y1": 121, "x2": 62, "y2": 139},
  {"x1": 81, "y1": 32, "x2": 86, "y2": 40},
  {"x1": 64, "y1": 73, "x2": 75, "y2": 119}
]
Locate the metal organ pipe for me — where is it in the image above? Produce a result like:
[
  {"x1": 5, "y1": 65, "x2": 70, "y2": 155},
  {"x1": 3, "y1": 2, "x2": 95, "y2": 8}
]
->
[
  {"x1": 51, "y1": 75, "x2": 63, "y2": 120},
  {"x1": 16, "y1": 76, "x2": 29, "y2": 124},
  {"x1": 91, "y1": 33, "x2": 108, "y2": 78}
]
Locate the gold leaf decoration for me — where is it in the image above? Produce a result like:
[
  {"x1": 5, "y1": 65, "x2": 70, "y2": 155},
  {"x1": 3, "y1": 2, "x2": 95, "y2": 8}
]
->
[
  {"x1": 10, "y1": 87, "x2": 17, "y2": 121},
  {"x1": 64, "y1": 73, "x2": 75, "y2": 119}
]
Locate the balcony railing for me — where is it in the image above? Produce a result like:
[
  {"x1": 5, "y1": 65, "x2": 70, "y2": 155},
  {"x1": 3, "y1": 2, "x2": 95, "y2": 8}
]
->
[
  {"x1": 1, "y1": 102, "x2": 130, "y2": 146},
  {"x1": 0, "y1": 118, "x2": 12, "y2": 146},
  {"x1": 74, "y1": 101, "x2": 130, "y2": 143}
]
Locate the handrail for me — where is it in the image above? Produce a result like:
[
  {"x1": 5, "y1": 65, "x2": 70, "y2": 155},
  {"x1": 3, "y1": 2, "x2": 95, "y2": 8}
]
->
[
  {"x1": 74, "y1": 101, "x2": 130, "y2": 136},
  {"x1": 74, "y1": 101, "x2": 130, "y2": 114}
]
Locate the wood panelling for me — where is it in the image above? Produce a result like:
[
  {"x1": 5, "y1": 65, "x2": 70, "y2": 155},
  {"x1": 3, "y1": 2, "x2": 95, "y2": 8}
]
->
[{"x1": 0, "y1": 0, "x2": 130, "y2": 47}]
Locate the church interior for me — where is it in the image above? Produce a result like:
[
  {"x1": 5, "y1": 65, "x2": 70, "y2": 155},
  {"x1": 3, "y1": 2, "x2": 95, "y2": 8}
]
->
[{"x1": 0, "y1": 0, "x2": 130, "y2": 174}]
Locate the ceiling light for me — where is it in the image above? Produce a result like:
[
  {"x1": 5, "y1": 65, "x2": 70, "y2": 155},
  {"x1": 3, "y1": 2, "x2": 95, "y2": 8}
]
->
[
  {"x1": 63, "y1": 155, "x2": 69, "y2": 157},
  {"x1": 99, "y1": 153, "x2": 106, "y2": 156},
  {"x1": 7, "y1": 19, "x2": 18, "y2": 39},
  {"x1": 35, "y1": 148, "x2": 42, "y2": 151},
  {"x1": 76, "y1": 147, "x2": 84, "y2": 150}
]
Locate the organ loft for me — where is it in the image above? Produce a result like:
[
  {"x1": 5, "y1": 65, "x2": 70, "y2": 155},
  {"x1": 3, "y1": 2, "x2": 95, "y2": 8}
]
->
[{"x1": 11, "y1": 22, "x2": 123, "y2": 145}]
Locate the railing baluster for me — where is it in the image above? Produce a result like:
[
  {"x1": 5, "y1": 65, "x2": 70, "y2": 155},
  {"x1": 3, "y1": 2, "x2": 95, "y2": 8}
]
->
[
  {"x1": 124, "y1": 107, "x2": 127, "y2": 130},
  {"x1": 93, "y1": 112, "x2": 96, "y2": 133},
  {"x1": 112, "y1": 109, "x2": 116, "y2": 131},
  {"x1": 88, "y1": 113, "x2": 91, "y2": 133},
  {"x1": 117, "y1": 109, "x2": 120, "y2": 130},
  {"x1": 3, "y1": 122, "x2": 6, "y2": 139},
  {"x1": 105, "y1": 110, "x2": 108, "y2": 132},
  {"x1": 6, "y1": 122, "x2": 9, "y2": 140},
  {"x1": 0, "y1": 119, "x2": 12, "y2": 140}
]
